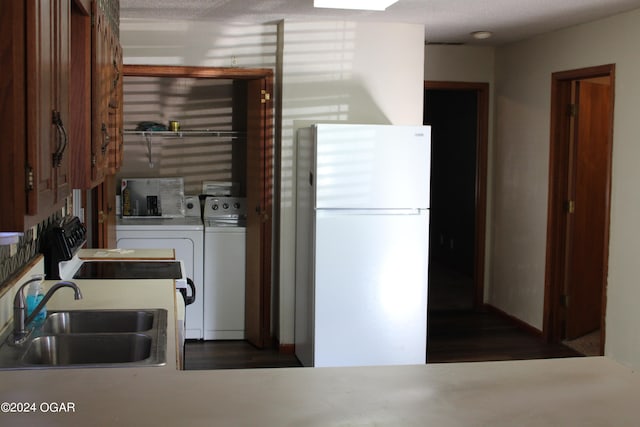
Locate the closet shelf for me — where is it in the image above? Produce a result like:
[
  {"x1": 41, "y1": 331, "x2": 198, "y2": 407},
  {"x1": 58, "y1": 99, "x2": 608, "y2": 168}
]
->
[
  {"x1": 123, "y1": 129, "x2": 245, "y2": 138},
  {"x1": 123, "y1": 129, "x2": 245, "y2": 168}
]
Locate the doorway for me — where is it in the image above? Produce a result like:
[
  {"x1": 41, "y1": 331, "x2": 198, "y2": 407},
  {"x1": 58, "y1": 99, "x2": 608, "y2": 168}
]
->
[
  {"x1": 545, "y1": 64, "x2": 615, "y2": 356},
  {"x1": 423, "y1": 82, "x2": 489, "y2": 312},
  {"x1": 115, "y1": 65, "x2": 274, "y2": 348}
]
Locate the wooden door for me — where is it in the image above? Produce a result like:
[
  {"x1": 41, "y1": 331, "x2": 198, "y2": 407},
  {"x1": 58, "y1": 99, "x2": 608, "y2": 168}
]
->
[
  {"x1": 545, "y1": 64, "x2": 614, "y2": 351},
  {"x1": 245, "y1": 77, "x2": 273, "y2": 348},
  {"x1": 564, "y1": 80, "x2": 611, "y2": 339}
]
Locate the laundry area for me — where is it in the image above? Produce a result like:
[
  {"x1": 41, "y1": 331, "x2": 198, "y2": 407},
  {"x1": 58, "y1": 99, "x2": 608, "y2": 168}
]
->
[{"x1": 114, "y1": 72, "x2": 253, "y2": 344}]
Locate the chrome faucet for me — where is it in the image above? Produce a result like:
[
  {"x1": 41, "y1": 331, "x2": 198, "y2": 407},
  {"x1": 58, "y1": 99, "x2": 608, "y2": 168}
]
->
[{"x1": 11, "y1": 278, "x2": 83, "y2": 344}]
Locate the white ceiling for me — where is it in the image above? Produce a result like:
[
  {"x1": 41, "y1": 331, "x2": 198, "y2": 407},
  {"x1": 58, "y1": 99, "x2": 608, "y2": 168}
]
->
[{"x1": 120, "y1": 0, "x2": 640, "y2": 45}]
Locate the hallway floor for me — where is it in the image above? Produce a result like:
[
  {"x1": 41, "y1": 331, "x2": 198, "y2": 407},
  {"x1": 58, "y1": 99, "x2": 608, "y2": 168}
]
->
[
  {"x1": 427, "y1": 309, "x2": 582, "y2": 363},
  {"x1": 185, "y1": 308, "x2": 582, "y2": 370}
]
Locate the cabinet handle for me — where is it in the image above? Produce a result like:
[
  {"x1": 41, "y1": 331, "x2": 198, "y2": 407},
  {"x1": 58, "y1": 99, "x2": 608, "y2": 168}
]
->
[
  {"x1": 101, "y1": 122, "x2": 111, "y2": 154},
  {"x1": 52, "y1": 110, "x2": 68, "y2": 168}
]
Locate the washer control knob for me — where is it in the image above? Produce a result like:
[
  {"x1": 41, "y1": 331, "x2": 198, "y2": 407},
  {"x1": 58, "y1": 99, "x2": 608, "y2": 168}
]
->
[
  {"x1": 212, "y1": 204, "x2": 219, "y2": 210},
  {"x1": 222, "y1": 203, "x2": 229, "y2": 210}
]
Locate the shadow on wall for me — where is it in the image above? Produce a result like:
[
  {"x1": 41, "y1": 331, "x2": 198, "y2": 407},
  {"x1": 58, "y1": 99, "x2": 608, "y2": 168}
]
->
[
  {"x1": 120, "y1": 19, "x2": 392, "y2": 208},
  {"x1": 280, "y1": 79, "x2": 392, "y2": 210}
]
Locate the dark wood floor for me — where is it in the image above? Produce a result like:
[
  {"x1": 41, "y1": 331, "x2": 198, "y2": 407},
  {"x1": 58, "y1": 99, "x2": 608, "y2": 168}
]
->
[
  {"x1": 185, "y1": 340, "x2": 302, "y2": 370},
  {"x1": 427, "y1": 309, "x2": 582, "y2": 363},
  {"x1": 184, "y1": 308, "x2": 581, "y2": 370}
]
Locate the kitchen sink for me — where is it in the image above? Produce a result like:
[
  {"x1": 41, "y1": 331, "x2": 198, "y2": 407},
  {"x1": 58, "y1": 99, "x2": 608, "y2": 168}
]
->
[
  {"x1": 0, "y1": 309, "x2": 167, "y2": 369},
  {"x1": 23, "y1": 334, "x2": 152, "y2": 366},
  {"x1": 43, "y1": 310, "x2": 155, "y2": 334}
]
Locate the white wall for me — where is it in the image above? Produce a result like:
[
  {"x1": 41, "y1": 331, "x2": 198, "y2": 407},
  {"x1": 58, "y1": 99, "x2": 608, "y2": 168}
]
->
[
  {"x1": 120, "y1": 19, "x2": 277, "y2": 68},
  {"x1": 278, "y1": 21, "x2": 426, "y2": 344},
  {"x1": 489, "y1": 8, "x2": 640, "y2": 368},
  {"x1": 424, "y1": 45, "x2": 495, "y2": 83}
]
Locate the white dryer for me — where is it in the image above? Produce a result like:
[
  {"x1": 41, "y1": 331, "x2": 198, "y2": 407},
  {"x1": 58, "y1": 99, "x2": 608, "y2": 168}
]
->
[
  {"x1": 116, "y1": 215, "x2": 204, "y2": 339},
  {"x1": 203, "y1": 196, "x2": 246, "y2": 340}
]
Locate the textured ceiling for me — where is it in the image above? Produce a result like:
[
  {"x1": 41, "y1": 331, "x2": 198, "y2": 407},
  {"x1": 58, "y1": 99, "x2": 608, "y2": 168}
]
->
[{"x1": 120, "y1": 0, "x2": 640, "y2": 45}]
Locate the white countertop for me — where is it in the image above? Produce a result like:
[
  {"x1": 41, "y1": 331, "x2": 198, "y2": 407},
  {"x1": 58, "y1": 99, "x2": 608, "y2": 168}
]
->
[
  {"x1": 1, "y1": 273, "x2": 640, "y2": 424},
  {"x1": 78, "y1": 248, "x2": 175, "y2": 260},
  {"x1": 0, "y1": 355, "x2": 639, "y2": 425}
]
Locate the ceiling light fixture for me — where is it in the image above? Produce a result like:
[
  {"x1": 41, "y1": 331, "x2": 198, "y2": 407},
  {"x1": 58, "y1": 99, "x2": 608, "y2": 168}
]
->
[
  {"x1": 471, "y1": 31, "x2": 493, "y2": 40},
  {"x1": 314, "y1": 0, "x2": 399, "y2": 11}
]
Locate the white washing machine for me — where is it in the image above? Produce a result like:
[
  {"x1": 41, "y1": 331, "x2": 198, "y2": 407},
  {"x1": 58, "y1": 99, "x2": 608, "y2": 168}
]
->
[
  {"x1": 116, "y1": 213, "x2": 204, "y2": 340},
  {"x1": 203, "y1": 196, "x2": 247, "y2": 340}
]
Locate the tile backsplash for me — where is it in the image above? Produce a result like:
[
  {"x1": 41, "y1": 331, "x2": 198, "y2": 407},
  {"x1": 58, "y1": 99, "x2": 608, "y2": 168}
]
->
[
  {"x1": 0, "y1": 211, "x2": 62, "y2": 287},
  {"x1": 0, "y1": 257, "x2": 44, "y2": 335}
]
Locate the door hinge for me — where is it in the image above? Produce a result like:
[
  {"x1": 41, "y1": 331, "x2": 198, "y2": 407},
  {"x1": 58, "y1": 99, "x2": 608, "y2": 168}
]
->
[
  {"x1": 568, "y1": 103, "x2": 577, "y2": 117},
  {"x1": 565, "y1": 200, "x2": 575, "y2": 214},
  {"x1": 261, "y1": 89, "x2": 271, "y2": 104},
  {"x1": 561, "y1": 294, "x2": 569, "y2": 307},
  {"x1": 25, "y1": 166, "x2": 34, "y2": 191}
]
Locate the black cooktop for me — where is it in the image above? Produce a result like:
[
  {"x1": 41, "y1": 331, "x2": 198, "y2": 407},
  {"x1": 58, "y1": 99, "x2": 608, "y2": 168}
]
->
[{"x1": 73, "y1": 261, "x2": 182, "y2": 280}]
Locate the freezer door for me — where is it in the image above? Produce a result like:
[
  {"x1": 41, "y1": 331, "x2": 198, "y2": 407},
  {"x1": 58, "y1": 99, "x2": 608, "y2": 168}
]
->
[
  {"x1": 313, "y1": 210, "x2": 429, "y2": 367},
  {"x1": 314, "y1": 124, "x2": 431, "y2": 210}
]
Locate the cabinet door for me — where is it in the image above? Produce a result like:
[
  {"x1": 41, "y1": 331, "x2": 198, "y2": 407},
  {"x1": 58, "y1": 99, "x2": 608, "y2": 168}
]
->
[
  {"x1": 69, "y1": 2, "x2": 93, "y2": 189},
  {"x1": 0, "y1": 0, "x2": 27, "y2": 231},
  {"x1": 53, "y1": 0, "x2": 71, "y2": 201},
  {"x1": 25, "y1": 0, "x2": 71, "y2": 222},
  {"x1": 26, "y1": 0, "x2": 56, "y2": 216},
  {"x1": 91, "y1": 3, "x2": 110, "y2": 183},
  {"x1": 108, "y1": 36, "x2": 124, "y2": 174}
]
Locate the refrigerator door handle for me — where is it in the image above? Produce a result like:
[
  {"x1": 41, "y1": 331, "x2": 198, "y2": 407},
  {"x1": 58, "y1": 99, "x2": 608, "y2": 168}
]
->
[{"x1": 316, "y1": 208, "x2": 427, "y2": 216}]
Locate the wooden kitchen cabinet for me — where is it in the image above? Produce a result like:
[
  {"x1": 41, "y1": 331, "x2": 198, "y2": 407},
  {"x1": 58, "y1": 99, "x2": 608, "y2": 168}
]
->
[
  {"x1": 94, "y1": 0, "x2": 124, "y2": 178},
  {"x1": 0, "y1": 0, "x2": 27, "y2": 231},
  {"x1": 0, "y1": 0, "x2": 72, "y2": 232},
  {"x1": 26, "y1": 0, "x2": 72, "y2": 220},
  {"x1": 71, "y1": 0, "x2": 122, "y2": 189}
]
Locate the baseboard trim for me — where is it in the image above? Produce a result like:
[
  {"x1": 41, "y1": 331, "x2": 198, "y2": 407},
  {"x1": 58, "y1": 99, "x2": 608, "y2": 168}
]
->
[
  {"x1": 278, "y1": 343, "x2": 295, "y2": 354},
  {"x1": 483, "y1": 304, "x2": 542, "y2": 338}
]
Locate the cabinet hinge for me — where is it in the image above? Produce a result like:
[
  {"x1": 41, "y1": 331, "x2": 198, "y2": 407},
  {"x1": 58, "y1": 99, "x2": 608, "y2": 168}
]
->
[
  {"x1": 568, "y1": 103, "x2": 577, "y2": 117},
  {"x1": 565, "y1": 200, "x2": 575, "y2": 214},
  {"x1": 261, "y1": 89, "x2": 271, "y2": 104},
  {"x1": 25, "y1": 166, "x2": 34, "y2": 191},
  {"x1": 91, "y1": 154, "x2": 97, "y2": 166}
]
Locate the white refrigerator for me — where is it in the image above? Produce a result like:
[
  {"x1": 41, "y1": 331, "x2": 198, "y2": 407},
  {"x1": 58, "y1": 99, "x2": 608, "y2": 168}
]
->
[{"x1": 295, "y1": 123, "x2": 431, "y2": 367}]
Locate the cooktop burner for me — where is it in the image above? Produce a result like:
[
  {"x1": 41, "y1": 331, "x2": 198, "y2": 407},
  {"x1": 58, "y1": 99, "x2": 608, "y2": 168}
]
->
[{"x1": 73, "y1": 261, "x2": 183, "y2": 280}]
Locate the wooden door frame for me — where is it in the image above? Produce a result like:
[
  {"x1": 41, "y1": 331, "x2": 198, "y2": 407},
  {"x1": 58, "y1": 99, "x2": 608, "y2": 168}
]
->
[
  {"x1": 120, "y1": 64, "x2": 274, "y2": 346},
  {"x1": 544, "y1": 64, "x2": 615, "y2": 350},
  {"x1": 424, "y1": 81, "x2": 489, "y2": 309}
]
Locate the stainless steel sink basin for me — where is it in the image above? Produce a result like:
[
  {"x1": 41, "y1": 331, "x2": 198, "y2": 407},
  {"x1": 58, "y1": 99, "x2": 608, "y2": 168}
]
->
[
  {"x1": 0, "y1": 309, "x2": 167, "y2": 369},
  {"x1": 43, "y1": 310, "x2": 154, "y2": 334},
  {"x1": 23, "y1": 334, "x2": 152, "y2": 365}
]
